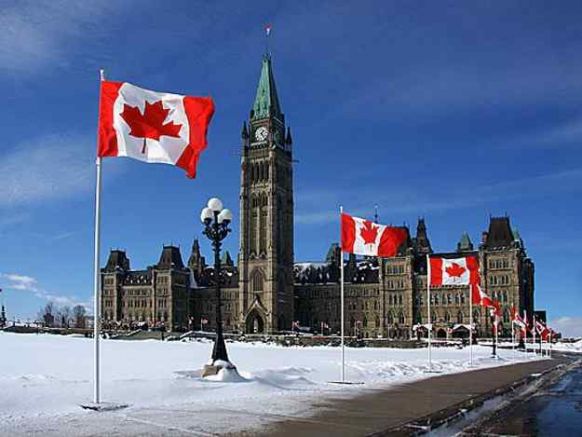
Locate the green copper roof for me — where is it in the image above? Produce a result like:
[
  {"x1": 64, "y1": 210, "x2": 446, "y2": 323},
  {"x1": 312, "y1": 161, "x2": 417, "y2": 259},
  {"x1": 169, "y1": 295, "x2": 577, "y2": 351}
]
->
[
  {"x1": 512, "y1": 228, "x2": 521, "y2": 241},
  {"x1": 252, "y1": 55, "x2": 282, "y2": 120},
  {"x1": 458, "y1": 232, "x2": 473, "y2": 250}
]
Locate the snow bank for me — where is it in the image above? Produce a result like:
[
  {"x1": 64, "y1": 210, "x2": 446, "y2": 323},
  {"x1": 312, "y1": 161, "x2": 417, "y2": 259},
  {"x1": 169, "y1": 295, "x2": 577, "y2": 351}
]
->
[
  {"x1": 551, "y1": 339, "x2": 582, "y2": 353},
  {"x1": 0, "y1": 332, "x2": 542, "y2": 435}
]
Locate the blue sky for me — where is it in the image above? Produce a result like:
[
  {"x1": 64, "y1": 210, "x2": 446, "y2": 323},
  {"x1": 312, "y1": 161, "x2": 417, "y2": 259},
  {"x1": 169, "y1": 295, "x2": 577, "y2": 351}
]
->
[{"x1": 0, "y1": 0, "x2": 581, "y2": 335}]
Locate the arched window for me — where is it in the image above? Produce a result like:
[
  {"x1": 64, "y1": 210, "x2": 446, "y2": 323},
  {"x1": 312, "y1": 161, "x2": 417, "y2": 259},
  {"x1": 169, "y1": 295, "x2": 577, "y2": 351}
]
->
[
  {"x1": 444, "y1": 312, "x2": 451, "y2": 323},
  {"x1": 375, "y1": 315, "x2": 380, "y2": 327},
  {"x1": 457, "y1": 311, "x2": 464, "y2": 324},
  {"x1": 363, "y1": 316, "x2": 368, "y2": 328},
  {"x1": 251, "y1": 270, "x2": 264, "y2": 292},
  {"x1": 503, "y1": 308, "x2": 510, "y2": 324},
  {"x1": 387, "y1": 312, "x2": 394, "y2": 324},
  {"x1": 398, "y1": 312, "x2": 405, "y2": 324}
]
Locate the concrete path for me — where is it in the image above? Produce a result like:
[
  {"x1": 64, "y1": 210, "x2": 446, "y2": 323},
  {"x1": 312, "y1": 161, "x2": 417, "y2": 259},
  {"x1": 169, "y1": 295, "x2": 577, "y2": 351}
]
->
[{"x1": 254, "y1": 357, "x2": 567, "y2": 436}]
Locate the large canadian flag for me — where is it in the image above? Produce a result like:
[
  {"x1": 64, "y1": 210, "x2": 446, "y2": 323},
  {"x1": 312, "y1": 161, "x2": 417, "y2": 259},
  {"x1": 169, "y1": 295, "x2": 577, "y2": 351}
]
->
[
  {"x1": 98, "y1": 81, "x2": 215, "y2": 178},
  {"x1": 341, "y1": 213, "x2": 408, "y2": 257},
  {"x1": 429, "y1": 256, "x2": 479, "y2": 286}
]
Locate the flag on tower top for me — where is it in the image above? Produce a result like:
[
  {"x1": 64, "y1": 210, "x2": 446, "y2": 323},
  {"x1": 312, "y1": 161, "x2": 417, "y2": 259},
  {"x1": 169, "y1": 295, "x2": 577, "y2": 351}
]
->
[
  {"x1": 265, "y1": 23, "x2": 272, "y2": 36},
  {"x1": 98, "y1": 80, "x2": 215, "y2": 178},
  {"x1": 341, "y1": 212, "x2": 408, "y2": 257}
]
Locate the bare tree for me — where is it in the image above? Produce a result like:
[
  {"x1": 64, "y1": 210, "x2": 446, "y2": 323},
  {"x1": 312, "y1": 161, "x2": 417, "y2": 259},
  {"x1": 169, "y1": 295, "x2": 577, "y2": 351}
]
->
[
  {"x1": 73, "y1": 305, "x2": 87, "y2": 329},
  {"x1": 38, "y1": 302, "x2": 56, "y2": 327},
  {"x1": 56, "y1": 306, "x2": 72, "y2": 328}
]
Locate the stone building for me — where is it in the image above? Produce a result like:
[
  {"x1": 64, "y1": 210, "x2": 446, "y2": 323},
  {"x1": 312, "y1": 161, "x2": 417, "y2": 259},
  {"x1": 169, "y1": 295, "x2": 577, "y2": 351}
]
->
[
  {"x1": 101, "y1": 246, "x2": 191, "y2": 330},
  {"x1": 101, "y1": 51, "x2": 536, "y2": 337}
]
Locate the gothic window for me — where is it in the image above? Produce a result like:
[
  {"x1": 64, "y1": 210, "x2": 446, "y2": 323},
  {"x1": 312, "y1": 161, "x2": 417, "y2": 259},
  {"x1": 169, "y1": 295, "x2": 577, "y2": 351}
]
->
[
  {"x1": 457, "y1": 311, "x2": 464, "y2": 324},
  {"x1": 503, "y1": 308, "x2": 510, "y2": 324},
  {"x1": 251, "y1": 270, "x2": 264, "y2": 292},
  {"x1": 460, "y1": 293, "x2": 465, "y2": 304},
  {"x1": 387, "y1": 312, "x2": 394, "y2": 324},
  {"x1": 444, "y1": 312, "x2": 451, "y2": 323},
  {"x1": 259, "y1": 196, "x2": 267, "y2": 254},
  {"x1": 363, "y1": 316, "x2": 368, "y2": 328},
  {"x1": 398, "y1": 312, "x2": 405, "y2": 324},
  {"x1": 447, "y1": 294, "x2": 452, "y2": 305},
  {"x1": 375, "y1": 315, "x2": 380, "y2": 327},
  {"x1": 435, "y1": 294, "x2": 440, "y2": 305}
]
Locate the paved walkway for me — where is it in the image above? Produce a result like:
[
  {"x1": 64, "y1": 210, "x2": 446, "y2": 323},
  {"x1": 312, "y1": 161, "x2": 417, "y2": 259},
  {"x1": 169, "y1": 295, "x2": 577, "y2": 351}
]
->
[{"x1": 254, "y1": 357, "x2": 567, "y2": 436}]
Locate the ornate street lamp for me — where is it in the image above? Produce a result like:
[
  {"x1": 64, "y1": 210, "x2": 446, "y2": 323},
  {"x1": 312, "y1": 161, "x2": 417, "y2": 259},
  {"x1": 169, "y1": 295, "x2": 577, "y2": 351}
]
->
[{"x1": 200, "y1": 197, "x2": 235, "y2": 372}]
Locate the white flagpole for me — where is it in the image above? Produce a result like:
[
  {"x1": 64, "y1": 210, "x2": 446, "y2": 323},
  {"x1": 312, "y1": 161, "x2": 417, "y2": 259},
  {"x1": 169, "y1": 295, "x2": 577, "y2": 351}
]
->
[
  {"x1": 340, "y1": 206, "x2": 345, "y2": 383},
  {"x1": 532, "y1": 315, "x2": 536, "y2": 356},
  {"x1": 494, "y1": 309, "x2": 500, "y2": 359},
  {"x1": 426, "y1": 254, "x2": 432, "y2": 371},
  {"x1": 511, "y1": 306, "x2": 516, "y2": 361},
  {"x1": 92, "y1": 69, "x2": 105, "y2": 405},
  {"x1": 469, "y1": 285, "x2": 473, "y2": 366},
  {"x1": 523, "y1": 310, "x2": 527, "y2": 357}
]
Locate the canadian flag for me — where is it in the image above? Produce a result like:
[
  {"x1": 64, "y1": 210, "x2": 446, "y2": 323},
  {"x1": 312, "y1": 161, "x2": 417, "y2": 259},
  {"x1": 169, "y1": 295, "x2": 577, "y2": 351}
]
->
[
  {"x1": 429, "y1": 256, "x2": 479, "y2": 286},
  {"x1": 341, "y1": 213, "x2": 408, "y2": 257},
  {"x1": 535, "y1": 319, "x2": 549, "y2": 339},
  {"x1": 490, "y1": 300, "x2": 502, "y2": 334},
  {"x1": 471, "y1": 284, "x2": 495, "y2": 307},
  {"x1": 98, "y1": 80, "x2": 215, "y2": 178},
  {"x1": 512, "y1": 306, "x2": 526, "y2": 329}
]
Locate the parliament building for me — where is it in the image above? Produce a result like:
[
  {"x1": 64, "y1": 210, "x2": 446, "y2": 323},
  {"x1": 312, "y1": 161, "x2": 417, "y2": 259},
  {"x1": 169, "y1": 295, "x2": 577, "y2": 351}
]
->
[{"x1": 101, "y1": 52, "x2": 535, "y2": 339}]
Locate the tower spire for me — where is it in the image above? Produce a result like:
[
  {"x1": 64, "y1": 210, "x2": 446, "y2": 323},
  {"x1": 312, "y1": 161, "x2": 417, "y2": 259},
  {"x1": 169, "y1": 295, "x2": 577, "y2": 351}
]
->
[{"x1": 251, "y1": 50, "x2": 282, "y2": 121}]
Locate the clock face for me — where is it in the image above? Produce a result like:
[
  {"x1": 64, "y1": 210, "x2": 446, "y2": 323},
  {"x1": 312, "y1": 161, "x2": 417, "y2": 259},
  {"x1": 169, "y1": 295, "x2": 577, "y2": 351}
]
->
[{"x1": 255, "y1": 126, "x2": 268, "y2": 142}]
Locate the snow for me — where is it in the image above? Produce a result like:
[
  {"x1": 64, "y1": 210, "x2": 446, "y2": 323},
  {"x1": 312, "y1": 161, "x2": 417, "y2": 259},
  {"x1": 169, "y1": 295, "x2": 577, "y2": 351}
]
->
[
  {"x1": 551, "y1": 339, "x2": 582, "y2": 353},
  {"x1": 0, "y1": 332, "x2": 543, "y2": 435}
]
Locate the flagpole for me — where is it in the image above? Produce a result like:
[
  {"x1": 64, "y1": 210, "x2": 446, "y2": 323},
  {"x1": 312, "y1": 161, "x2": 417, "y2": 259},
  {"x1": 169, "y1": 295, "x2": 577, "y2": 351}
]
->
[
  {"x1": 340, "y1": 206, "x2": 345, "y2": 383},
  {"x1": 469, "y1": 285, "x2": 473, "y2": 366},
  {"x1": 426, "y1": 254, "x2": 432, "y2": 371},
  {"x1": 494, "y1": 308, "x2": 500, "y2": 358},
  {"x1": 90, "y1": 69, "x2": 106, "y2": 405},
  {"x1": 532, "y1": 315, "x2": 537, "y2": 356},
  {"x1": 511, "y1": 305, "x2": 516, "y2": 361}
]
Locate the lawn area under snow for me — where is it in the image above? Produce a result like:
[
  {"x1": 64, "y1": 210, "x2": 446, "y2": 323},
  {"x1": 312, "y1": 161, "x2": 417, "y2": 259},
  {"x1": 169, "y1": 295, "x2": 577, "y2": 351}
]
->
[
  {"x1": 0, "y1": 332, "x2": 543, "y2": 436},
  {"x1": 551, "y1": 339, "x2": 582, "y2": 353}
]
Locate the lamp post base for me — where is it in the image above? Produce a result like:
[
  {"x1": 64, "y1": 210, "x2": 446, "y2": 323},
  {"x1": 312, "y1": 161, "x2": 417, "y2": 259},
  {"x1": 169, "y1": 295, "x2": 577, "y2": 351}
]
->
[{"x1": 201, "y1": 360, "x2": 242, "y2": 381}]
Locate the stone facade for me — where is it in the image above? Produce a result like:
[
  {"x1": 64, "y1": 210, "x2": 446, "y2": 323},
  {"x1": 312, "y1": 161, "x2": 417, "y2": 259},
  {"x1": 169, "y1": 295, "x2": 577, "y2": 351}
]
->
[
  {"x1": 100, "y1": 52, "x2": 536, "y2": 337},
  {"x1": 101, "y1": 246, "x2": 191, "y2": 330}
]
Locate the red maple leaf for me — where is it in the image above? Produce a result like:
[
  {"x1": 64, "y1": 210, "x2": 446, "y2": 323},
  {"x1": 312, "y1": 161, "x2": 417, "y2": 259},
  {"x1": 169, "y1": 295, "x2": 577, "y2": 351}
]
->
[
  {"x1": 360, "y1": 220, "x2": 378, "y2": 245},
  {"x1": 446, "y1": 262, "x2": 466, "y2": 278},
  {"x1": 120, "y1": 100, "x2": 182, "y2": 154}
]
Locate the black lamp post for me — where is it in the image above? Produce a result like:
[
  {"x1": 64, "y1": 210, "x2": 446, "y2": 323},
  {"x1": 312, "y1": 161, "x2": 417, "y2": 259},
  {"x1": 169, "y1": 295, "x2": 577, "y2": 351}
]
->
[{"x1": 200, "y1": 197, "x2": 234, "y2": 367}]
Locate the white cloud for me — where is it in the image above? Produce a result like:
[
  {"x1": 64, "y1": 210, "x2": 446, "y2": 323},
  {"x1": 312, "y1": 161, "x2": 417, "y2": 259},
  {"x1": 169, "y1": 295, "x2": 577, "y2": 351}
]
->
[
  {"x1": 0, "y1": 272, "x2": 88, "y2": 308},
  {"x1": 0, "y1": 1, "x2": 124, "y2": 75},
  {"x1": 0, "y1": 133, "x2": 95, "y2": 207},
  {"x1": 548, "y1": 316, "x2": 582, "y2": 339}
]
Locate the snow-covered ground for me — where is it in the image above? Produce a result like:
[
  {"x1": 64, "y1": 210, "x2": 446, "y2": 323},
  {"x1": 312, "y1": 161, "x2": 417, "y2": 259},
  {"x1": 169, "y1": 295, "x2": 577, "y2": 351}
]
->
[
  {"x1": 552, "y1": 339, "x2": 582, "y2": 353},
  {"x1": 0, "y1": 332, "x2": 543, "y2": 435}
]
